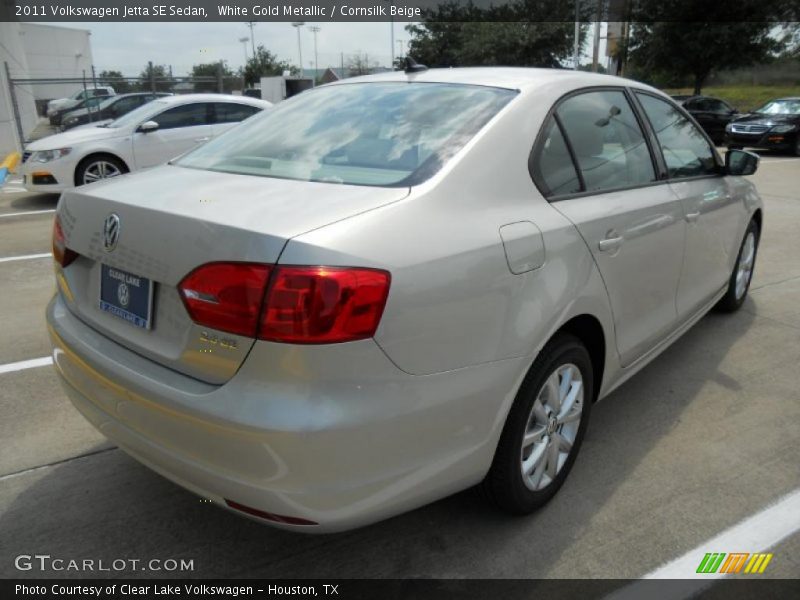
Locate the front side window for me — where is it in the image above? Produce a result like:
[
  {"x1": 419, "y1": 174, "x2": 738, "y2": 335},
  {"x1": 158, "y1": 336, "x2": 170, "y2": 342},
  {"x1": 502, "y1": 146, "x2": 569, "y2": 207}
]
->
[
  {"x1": 555, "y1": 90, "x2": 656, "y2": 193},
  {"x1": 636, "y1": 93, "x2": 718, "y2": 179},
  {"x1": 213, "y1": 103, "x2": 261, "y2": 124},
  {"x1": 177, "y1": 82, "x2": 517, "y2": 187},
  {"x1": 152, "y1": 103, "x2": 211, "y2": 130}
]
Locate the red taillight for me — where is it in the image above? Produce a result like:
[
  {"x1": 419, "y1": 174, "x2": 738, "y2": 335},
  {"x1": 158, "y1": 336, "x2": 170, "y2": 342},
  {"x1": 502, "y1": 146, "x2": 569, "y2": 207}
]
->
[
  {"x1": 178, "y1": 262, "x2": 272, "y2": 337},
  {"x1": 52, "y1": 217, "x2": 78, "y2": 268},
  {"x1": 259, "y1": 266, "x2": 390, "y2": 344},
  {"x1": 178, "y1": 262, "x2": 390, "y2": 344}
]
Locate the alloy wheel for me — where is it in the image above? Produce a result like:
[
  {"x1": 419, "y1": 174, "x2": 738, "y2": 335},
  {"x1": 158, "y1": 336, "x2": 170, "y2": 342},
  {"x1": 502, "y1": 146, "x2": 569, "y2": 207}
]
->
[
  {"x1": 520, "y1": 363, "x2": 584, "y2": 491},
  {"x1": 735, "y1": 231, "x2": 756, "y2": 300},
  {"x1": 82, "y1": 160, "x2": 122, "y2": 184}
]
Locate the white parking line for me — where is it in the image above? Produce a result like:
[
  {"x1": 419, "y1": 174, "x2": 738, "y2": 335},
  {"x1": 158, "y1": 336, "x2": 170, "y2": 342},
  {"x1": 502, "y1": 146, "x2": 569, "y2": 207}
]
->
[
  {"x1": 606, "y1": 487, "x2": 800, "y2": 599},
  {"x1": 0, "y1": 252, "x2": 51, "y2": 263},
  {"x1": 0, "y1": 356, "x2": 53, "y2": 375},
  {"x1": 0, "y1": 209, "x2": 55, "y2": 218}
]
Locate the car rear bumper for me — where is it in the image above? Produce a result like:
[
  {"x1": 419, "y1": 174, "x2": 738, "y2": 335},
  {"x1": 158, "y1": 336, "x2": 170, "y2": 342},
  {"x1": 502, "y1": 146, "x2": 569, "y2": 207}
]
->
[{"x1": 46, "y1": 293, "x2": 525, "y2": 532}]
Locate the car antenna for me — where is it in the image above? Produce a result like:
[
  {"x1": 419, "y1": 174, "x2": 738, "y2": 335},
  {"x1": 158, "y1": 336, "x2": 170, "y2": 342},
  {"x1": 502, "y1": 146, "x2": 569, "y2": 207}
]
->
[{"x1": 404, "y1": 57, "x2": 428, "y2": 74}]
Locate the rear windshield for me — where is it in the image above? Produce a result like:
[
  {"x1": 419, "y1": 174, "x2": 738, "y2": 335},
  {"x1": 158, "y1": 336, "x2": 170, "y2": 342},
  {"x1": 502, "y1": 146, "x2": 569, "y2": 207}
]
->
[{"x1": 175, "y1": 82, "x2": 517, "y2": 187}]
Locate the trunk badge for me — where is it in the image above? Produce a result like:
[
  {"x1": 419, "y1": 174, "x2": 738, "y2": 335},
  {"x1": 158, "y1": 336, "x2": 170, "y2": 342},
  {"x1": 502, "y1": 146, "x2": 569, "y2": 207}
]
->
[{"x1": 103, "y1": 213, "x2": 120, "y2": 252}]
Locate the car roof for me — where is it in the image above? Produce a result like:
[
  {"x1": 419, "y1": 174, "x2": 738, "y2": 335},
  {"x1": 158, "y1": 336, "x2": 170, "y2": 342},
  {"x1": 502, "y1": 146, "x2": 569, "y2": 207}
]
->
[
  {"x1": 327, "y1": 67, "x2": 664, "y2": 96},
  {"x1": 148, "y1": 93, "x2": 272, "y2": 108}
]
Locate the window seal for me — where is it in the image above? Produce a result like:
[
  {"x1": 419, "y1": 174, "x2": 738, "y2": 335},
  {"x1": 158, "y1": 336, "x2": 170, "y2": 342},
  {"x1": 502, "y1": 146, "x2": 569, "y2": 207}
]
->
[{"x1": 528, "y1": 85, "x2": 663, "y2": 202}]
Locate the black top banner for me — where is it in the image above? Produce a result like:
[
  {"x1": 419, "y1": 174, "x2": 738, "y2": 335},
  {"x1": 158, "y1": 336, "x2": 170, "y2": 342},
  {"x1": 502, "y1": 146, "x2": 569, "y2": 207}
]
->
[{"x1": 2, "y1": 0, "x2": 799, "y2": 23}]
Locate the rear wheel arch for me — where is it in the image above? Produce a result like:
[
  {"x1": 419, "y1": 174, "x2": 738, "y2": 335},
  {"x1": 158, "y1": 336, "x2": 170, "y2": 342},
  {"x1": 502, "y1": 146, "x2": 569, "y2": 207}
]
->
[
  {"x1": 553, "y1": 314, "x2": 606, "y2": 403},
  {"x1": 74, "y1": 152, "x2": 129, "y2": 186},
  {"x1": 751, "y1": 208, "x2": 763, "y2": 236}
]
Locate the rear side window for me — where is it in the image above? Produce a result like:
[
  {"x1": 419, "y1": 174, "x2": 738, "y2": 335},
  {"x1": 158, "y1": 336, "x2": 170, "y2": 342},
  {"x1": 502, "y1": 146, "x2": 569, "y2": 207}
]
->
[
  {"x1": 214, "y1": 103, "x2": 261, "y2": 124},
  {"x1": 531, "y1": 119, "x2": 581, "y2": 196},
  {"x1": 555, "y1": 90, "x2": 656, "y2": 193},
  {"x1": 636, "y1": 93, "x2": 718, "y2": 178},
  {"x1": 152, "y1": 103, "x2": 212, "y2": 130}
]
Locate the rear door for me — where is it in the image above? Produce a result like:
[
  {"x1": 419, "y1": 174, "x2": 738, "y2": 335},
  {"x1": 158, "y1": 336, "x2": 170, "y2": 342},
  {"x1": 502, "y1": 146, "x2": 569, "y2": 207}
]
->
[
  {"x1": 635, "y1": 92, "x2": 744, "y2": 318},
  {"x1": 536, "y1": 88, "x2": 686, "y2": 367},
  {"x1": 211, "y1": 102, "x2": 263, "y2": 136},
  {"x1": 132, "y1": 102, "x2": 214, "y2": 168}
]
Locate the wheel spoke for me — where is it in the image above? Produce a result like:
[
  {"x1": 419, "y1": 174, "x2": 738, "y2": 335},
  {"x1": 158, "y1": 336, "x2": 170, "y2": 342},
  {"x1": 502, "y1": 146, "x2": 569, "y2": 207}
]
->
[
  {"x1": 553, "y1": 432, "x2": 572, "y2": 452},
  {"x1": 544, "y1": 437, "x2": 560, "y2": 480},
  {"x1": 545, "y1": 371, "x2": 561, "y2": 413},
  {"x1": 557, "y1": 379, "x2": 582, "y2": 423},
  {"x1": 522, "y1": 440, "x2": 547, "y2": 477},
  {"x1": 528, "y1": 444, "x2": 549, "y2": 489},
  {"x1": 558, "y1": 366, "x2": 574, "y2": 404},
  {"x1": 522, "y1": 425, "x2": 547, "y2": 449},
  {"x1": 531, "y1": 397, "x2": 548, "y2": 423}
]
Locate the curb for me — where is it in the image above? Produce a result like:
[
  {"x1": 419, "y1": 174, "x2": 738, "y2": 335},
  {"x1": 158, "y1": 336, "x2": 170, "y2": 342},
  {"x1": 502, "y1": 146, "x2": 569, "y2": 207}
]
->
[{"x1": 0, "y1": 152, "x2": 21, "y2": 184}]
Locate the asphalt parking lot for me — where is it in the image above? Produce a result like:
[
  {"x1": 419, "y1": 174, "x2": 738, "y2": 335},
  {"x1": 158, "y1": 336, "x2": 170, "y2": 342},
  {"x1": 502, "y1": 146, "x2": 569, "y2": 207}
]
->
[{"x1": 0, "y1": 154, "x2": 798, "y2": 581}]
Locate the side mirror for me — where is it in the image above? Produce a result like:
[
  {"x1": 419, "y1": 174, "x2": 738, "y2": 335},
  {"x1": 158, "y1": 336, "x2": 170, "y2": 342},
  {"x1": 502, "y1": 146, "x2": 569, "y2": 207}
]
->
[
  {"x1": 725, "y1": 149, "x2": 759, "y2": 176},
  {"x1": 138, "y1": 120, "x2": 159, "y2": 133}
]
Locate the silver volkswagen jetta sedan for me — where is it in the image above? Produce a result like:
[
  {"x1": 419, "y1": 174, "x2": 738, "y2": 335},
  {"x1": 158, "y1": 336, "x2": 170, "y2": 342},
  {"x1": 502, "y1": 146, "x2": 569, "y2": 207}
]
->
[{"x1": 47, "y1": 68, "x2": 763, "y2": 532}]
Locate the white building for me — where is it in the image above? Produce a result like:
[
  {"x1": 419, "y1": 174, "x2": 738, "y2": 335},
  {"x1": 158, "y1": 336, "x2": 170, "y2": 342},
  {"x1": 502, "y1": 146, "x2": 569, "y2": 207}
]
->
[{"x1": 0, "y1": 23, "x2": 94, "y2": 158}]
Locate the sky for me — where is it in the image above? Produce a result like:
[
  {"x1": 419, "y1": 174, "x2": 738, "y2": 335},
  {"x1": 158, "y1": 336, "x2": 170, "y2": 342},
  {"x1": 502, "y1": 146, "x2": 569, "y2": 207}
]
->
[{"x1": 43, "y1": 21, "x2": 409, "y2": 76}]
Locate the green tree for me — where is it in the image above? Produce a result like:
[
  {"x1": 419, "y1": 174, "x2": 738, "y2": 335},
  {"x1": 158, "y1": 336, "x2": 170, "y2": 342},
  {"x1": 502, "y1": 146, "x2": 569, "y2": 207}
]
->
[
  {"x1": 138, "y1": 63, "x2": 175, "y2": 93},
  {"x1": 624, "y1": 1, "x2": 783, "y2": 94},
  {"x1": 97, "y1": 70, "x2": 133, "y2": 93},
  {"x1": 191, "y1": 61, "x2": 236, "y2": 93},
  {"x1": 405, "y1": 1, "x2": 589, "y2": 68},
  {"x1": 241, "y1": 45, "x2": 294, "y2": 87}
]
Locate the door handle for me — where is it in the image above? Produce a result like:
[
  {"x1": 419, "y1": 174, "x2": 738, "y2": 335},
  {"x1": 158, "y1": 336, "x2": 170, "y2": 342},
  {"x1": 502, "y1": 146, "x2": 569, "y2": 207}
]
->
[
  {"x1": 194, "y1": 137, "x2": 210, "y2": 143},
  {"x1": 598, "y1": 234, "x2": 624, "y2": 253},
  {"x1": 685, "y1": 211, "x2": 700, "y2": 223}
]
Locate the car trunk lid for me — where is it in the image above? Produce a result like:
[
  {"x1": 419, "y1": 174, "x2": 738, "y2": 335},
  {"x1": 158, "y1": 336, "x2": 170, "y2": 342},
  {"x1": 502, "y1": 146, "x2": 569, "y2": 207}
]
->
[{"x1": 56, "y1": 164, "x2": 409, "y2": 384}]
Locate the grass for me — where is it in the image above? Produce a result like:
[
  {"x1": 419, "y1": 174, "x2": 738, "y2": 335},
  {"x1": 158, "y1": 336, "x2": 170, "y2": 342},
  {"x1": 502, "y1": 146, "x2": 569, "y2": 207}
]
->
[{"x1": 663, "y1": 85, "x2": 800, "y2": 111}]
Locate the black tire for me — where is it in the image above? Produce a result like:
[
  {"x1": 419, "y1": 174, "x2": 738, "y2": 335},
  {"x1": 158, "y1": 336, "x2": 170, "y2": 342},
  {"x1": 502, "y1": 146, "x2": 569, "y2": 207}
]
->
[
  {"x1": 483, "y1": 333, "x2": 593, "y2": 515},
  {"x1": 74, "y1": 154, "x2": 128, "y2": 187},
  {"x1": 715, "y1": 219, "x2": 760, "y2": 313},
  {"x1": 793, "y1": 135, "x2": 800, "y2": 157}
]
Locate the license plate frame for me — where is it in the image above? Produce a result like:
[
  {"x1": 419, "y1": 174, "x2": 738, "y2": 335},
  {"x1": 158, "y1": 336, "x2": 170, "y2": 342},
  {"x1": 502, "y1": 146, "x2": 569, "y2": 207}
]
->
[{"x1": 99, "y1": 264, "x2": 154, "y2": 329}]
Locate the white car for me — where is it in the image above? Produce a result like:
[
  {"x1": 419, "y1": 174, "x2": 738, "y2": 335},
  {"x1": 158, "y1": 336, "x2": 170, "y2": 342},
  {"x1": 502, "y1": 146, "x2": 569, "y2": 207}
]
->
[
  {"x1": 46, "y1": 86, "x2": 116, "y2": 119},
  {"x1": 22, "y1": 94, "x2": 272, "y2": 193}
]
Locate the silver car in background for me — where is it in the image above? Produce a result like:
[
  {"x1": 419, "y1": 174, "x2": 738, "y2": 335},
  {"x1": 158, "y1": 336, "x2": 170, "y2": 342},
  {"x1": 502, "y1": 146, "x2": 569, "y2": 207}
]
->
[{"x1": 47, "y1": 68, "x2": 763, "y2": 532}]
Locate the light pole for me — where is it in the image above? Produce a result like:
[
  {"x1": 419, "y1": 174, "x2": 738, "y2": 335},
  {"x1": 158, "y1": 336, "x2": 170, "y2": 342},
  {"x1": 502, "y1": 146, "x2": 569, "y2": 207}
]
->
[
  {"x1": 308, "y1": 25, "x2": 320, "y2": 80},
  {"x1": 382, "y1": 1, "x2": 395, "y2": 69},
  {"x1": 245, "y1": 21, "x2": 256, "y2": 57},
  {"x1": 291, "y1": 21, "x2": 305, "y2": 77},
  {"x1": 239, "y1": 37, "x2": 249, "y2": 64},
  {"x1": 396, "y1": 39, "x2": 405, "y2": 60},
  {"x1": 573, "y1": 0, "x2": 580, "y2": 70}
]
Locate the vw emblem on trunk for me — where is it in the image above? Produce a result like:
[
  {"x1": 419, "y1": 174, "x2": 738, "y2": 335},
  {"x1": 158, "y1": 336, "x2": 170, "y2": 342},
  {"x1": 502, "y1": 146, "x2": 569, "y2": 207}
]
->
[{"x1": 103, "y1": 213, "x2": 120, "y2": 252}]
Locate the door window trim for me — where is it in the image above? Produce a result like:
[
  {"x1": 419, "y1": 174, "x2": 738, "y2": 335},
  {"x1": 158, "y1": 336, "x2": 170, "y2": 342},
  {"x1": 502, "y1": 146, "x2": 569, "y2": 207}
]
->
[
  {"x1": 529, "y1": 85, "x2": 664, "y2": 202},
  {"x1": 631, "y1": 90, "x2": 725, "y2": 183}
]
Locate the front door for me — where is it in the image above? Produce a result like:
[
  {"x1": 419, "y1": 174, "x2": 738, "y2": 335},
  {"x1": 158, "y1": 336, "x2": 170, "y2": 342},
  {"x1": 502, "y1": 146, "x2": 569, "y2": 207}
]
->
[{"x1": 132, "y1": 102, "x2": 213, "y2": 169}]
